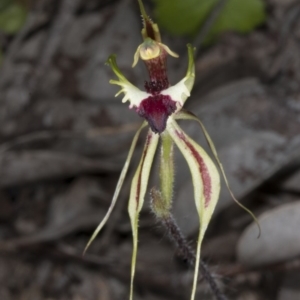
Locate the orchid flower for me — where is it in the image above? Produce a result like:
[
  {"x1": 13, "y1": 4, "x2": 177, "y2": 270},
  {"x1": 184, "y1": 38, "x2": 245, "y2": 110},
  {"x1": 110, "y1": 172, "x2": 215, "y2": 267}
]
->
[{"x1": 84, "y1": 1, "x2": 259, "y2": 299}]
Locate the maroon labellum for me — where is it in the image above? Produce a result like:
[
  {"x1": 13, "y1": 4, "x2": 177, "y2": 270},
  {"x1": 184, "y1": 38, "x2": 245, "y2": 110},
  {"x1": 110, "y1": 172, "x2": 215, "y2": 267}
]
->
[{"x1": 136, "y1": 94, "x2": 177, "y2": 134}]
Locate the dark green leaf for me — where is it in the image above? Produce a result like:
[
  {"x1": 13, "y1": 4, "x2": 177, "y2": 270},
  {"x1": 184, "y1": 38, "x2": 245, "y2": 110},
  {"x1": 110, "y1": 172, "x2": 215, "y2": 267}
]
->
[
  {"x1": 0, "y1": 2, "x2": 27, "y2": 34},
  {"x1": 154, "y1": 0, "x2": 266, "y2": 43}
]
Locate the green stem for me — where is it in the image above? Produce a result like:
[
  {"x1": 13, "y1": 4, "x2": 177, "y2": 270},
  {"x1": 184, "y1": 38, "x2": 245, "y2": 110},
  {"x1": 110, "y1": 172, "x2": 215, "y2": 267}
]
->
[{"x1": 159, "y1": 131, "x2": 174, "y2": 209}]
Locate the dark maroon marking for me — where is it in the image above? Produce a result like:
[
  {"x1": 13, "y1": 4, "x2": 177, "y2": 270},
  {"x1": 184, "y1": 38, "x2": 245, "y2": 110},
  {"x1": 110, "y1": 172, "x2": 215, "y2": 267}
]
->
[
  {"x1": 136, "y1": 94, "x2": 177, "y2": 134},
  {"x1": 136, "y1": 133, "x2": 152, "y2": 206},
  {"x1": 145, "y1": 79, "x2": 169, "y2": 94},
  {"x1": 143, "y1": 48, "x2": 169, "y2": 92},
  {"x1": 175, "y1": 130, "x2": 212, "y2": 207},
  {"x1": 144, "y1": 18, "x2": 156, "y2": 41}
]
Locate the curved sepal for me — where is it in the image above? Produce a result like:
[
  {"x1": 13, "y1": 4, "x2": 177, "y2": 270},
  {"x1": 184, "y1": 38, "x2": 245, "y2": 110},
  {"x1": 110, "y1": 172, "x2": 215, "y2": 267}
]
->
[
  {"x1": 83, "y1": 122, "x2": 147, "y2": 255},
  {"x1": 184, "y1": 44, "x2": 196, "y2": 93},
  {"x1": 128, "y1": 129, "x2": 159, "y2": 300},
  {"x1": 161, "y1": 44, "x2": 195, "y2": 107},
  {"x1": 106, "y1": 55, "x2": 149, "y2": 108},
  {"x1": 167, "y1": 118, "x2": 220, "y2": 300},
  {"x1": 176, "y1": 110, "x2": 261, "y2": 237}
]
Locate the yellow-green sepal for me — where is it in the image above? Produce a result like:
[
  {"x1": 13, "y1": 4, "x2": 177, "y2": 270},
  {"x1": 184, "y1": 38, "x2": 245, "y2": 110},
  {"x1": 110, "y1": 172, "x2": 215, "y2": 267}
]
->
[
  {"x1": 106, "y1": 54, "x2": 131, "y2": 85},
  {"x1": 184, "y1": 44, "x2": 196, "y2": 94},
  {"x1": 176, "y1": 110, "x2": 261, "y2": 238},
  {"x1": 167, "y1": 118, "x2": 220, "y2": 300},
  {"x1": 128, "y1": 129, "x2": 159, "y2": 300},
  {"x1": 83, "y1": 121, "x2": 147, "y2": 255}
]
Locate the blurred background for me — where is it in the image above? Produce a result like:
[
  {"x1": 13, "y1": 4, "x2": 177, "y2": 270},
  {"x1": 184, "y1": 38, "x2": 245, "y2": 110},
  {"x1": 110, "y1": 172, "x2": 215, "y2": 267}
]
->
[{"x1": 0, "y1": 0, "x2": 300, "y2": 299}]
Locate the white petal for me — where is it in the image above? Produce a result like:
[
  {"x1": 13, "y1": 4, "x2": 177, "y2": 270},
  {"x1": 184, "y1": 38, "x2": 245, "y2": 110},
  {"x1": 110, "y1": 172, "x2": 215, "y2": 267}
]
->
[
  {"x1": 107, "y1": 55, "x2": 151, "y2": 108},
  {"x1": 161, "y1": 44, "x2": 195, "y2": 107},
  {"x1": 161, "y1": 78, "x2": 191, "y2": 107},
  {"x1": 110, "y1": 79, "x2": 150, "y2": 108}
]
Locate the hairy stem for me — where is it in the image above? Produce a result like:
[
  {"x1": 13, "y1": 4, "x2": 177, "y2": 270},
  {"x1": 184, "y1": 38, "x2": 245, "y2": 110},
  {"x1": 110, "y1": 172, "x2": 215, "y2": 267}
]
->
[{"x1": 159, "y1": 213, "x2": 227, "y2": 300}]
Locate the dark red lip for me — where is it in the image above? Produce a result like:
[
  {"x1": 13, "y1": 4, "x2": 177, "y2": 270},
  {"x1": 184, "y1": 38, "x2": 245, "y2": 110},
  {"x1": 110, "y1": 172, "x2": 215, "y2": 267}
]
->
[{"x1": 136, "y1": 94, "x2": 177, "y2": 134}]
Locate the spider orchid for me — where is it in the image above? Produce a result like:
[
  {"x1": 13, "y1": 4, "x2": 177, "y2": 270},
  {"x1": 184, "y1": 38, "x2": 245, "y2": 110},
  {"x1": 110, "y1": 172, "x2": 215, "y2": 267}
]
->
[{"x1": 84, "y1": 1, "x2": 259, "y2": 299}]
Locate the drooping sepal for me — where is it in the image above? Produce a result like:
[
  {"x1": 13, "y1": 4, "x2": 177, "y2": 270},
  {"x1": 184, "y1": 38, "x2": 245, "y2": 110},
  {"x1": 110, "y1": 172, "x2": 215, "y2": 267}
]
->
[
  {"x1": 83, "y1": 121, "x2": 147, "y2": 255},
  {"x1": 176, "y1": 110, "x2": 261, "y2": 237},
  {"x1": 167, "y1": 118, "x2": 220, "y2": 300},
  {"x1": 106, "y1": 55, "x2": 150, "y2": 108},
  {"x1": 161, "y1": 44, "x2": 195, "y2": 107},
  {"x1": 128, "y1": 129, "x2": 159, "y2": 300}
]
